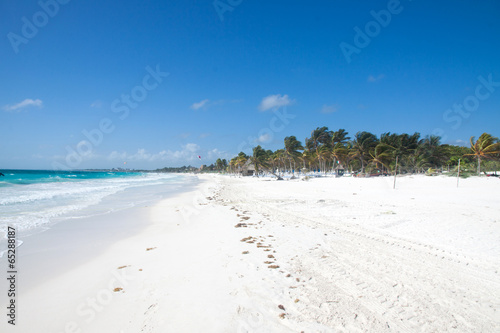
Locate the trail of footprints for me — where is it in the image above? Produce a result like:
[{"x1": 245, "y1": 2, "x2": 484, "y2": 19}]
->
[
  {"x1": 214, "y1": 185, "x2": 498, "y2": 330},
  {"x1": 225, "y1": 196, "x2": 444, "y2": 327},
  {"x1": 229, "y1": 205, "x2": 316, "y2": 321},
  {"x1": 226, "y1": 197, "x2": 498, "y2": 330}
]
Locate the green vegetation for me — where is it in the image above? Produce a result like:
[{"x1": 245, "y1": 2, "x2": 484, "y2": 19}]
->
[
  {"x1": 224, "y1": 128, "x2": 499, "y2": 177},
  {"x1": 152, "y1": 130, "x2": 499, "y2": 177},
  {"x1": 154, "y1": 166, "x2": 198, "y2": 173},
  {"x1": 464, "y1": 133, "x2": 500, "y2": 174}
]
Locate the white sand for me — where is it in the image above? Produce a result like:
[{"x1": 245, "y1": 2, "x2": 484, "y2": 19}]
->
[{"x1": 1, "y1": 174, "x2": 499, "y2": 332}]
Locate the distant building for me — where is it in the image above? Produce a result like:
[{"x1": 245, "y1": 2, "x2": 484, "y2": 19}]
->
[{"x1": 240, "y1": 160, "x2": 255, "y2": 176}]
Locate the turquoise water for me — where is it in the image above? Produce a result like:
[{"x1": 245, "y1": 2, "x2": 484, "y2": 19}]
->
[
  {"x1": 0, "y1": 169, "x2": 141, "y2": 186},
  {"x1": 0, "y1": 170, "x2": 192, "y2": 251}
]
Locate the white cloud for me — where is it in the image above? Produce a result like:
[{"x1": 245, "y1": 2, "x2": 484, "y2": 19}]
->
[
  {"x1": 191, "y1": 99, "x2": 210, "y2": 110},
  {"x1": 367, "y1": 74, "x2": 385, "y2": 83},
  {"x1": 257, "y1": 133, "x2": 272, "y2": 143},
  {"x1": 3, "y1": 98, "x2": 43, "y2": 112},
  {"x1": 258, "y1": 94, "x2": 293, "y2": 111},
  {"x1": 184, "y1": 143, "x2": 200, "y2": 153},
  {"x1": 190, "y1": 98, "x2": 242, "y2": 111},
  {"x1": 321, "y1": 104, "x2": 339, "y2": 114}
]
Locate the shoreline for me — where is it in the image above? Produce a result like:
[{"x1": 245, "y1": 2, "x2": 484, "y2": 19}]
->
[
  {"x1": 1, "y1": 174, "x2": 498, "y2": 332},
  {"x1": 0, "y1": 174, "x2": 200, "y2": 291}
]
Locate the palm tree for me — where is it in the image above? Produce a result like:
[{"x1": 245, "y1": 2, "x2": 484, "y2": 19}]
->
[
  {"x1": 250, "y1": 146, "x2": 269, "y2": 176},
  {"x1": 317, "y1": 145, "x2": 331, "y2": 173},
  {"x1": 306, "y1": 127, "x2": 333, "y2": 172},
  {"x1": 301, "y1": 150, "x2": 314, "y2": 171},
  {"x1": 464, "y1": 133, "x2": 500, "y2": 174},
  {"x1": 228, "y1": 157, "x2": 235, "y2": 173},
  {"x1": 331, "y1": 142, "x2": 349, "y2": 167},
  {"x1": 284, "y1": 136, "x2": 304, "y2": 173},
  {"x1": 330, "y1": 129, "x2": 350, "y2": 171},
  {"x1": 350, "y1": 131, "x2": 378, "y2": 173},
  {"x1": 215, "y1": 158, "x2": 223, "y2": 171},
  {"x1": 380, "y1": 132, "x2": 421, "y2": 173},
  {"x1": 235, "y1": 152, "x2": 248, "y2": 175},
  {"x1": 268, "y1": 149, "x2": 284, "y2": 174},
  {"x1": 369, "y1": 143, "x2": 393, "y2": 171},
  {"x1": 309, "y1": 127, "x2": 332, "y2": 149},
  {"x1": 416, "y1": 135, "x2": 448, "y2": 171},
  {"x1": 332, "y1": 129, "x2": 350, "y2": 145}
]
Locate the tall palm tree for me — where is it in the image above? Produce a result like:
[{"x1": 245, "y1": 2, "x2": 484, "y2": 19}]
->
[
  {"x1": 307, "y1": 127, "x2": 333, "y2": 171},
  {"x1": 301, "y1": 150, "x2": 314, "y2": 170},
  {"x1": 215, "y1": 158, "x2": 223, "y2": 171},
  {"x1": 229, "y1": 157, "x2": 237, "y2": 173},
  {"x1": 284, "y1": 136, "x2": 304, "y2": 173},
  {"x1": 350, "y1": 131, "x2": 378, "y2": 173},
  {"x1": 380, "y1": 132, "x2": 421, "y2": 173},
  {"x1": 317, "y1": 145, "x2": 331, "y2": 173},
  {"x1": 416, "y1": 135, "x2": 448, "y2": 170},
  {"x1": 464, "y1": 133, "x2": 500, "y2": 174},
  {"x1": 235, "y1": 152, "x2": 248, "y2": 174},
  {"x1": 331, "y1": 142, "x2": 349, "y2": 167},
  {"x1": 369, "y1": 143, "x2": 393, "y2": 171},
  {"x1": 250, "y1": 146, "x2": 269, "y2": 176},
  {"x1": 330, "y1": 129, "x2": 350, "y2": 170}
]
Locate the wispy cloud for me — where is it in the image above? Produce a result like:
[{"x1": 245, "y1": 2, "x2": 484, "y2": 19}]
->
[
  {"x1": 191, "y1": 98, "x2": 241, "y2": 111},
  {"x1": 191, "y1": 99, "x2": 210, "y2": 110},
  {"x1": 256, "y1": 133, "x2": 272, "y2": 143},
  {"x1": 321, "y1": 104, "x2": 339, "y2": 114},
  {"x1": 3, "y1": 98, "x2": 43, "y2": 112},
  {"x1": 367, "y1": 74, "x2": 385, "y2": 83},
  {"x1": 258, "y1": 94, "x2": 293, "y2": 111}
]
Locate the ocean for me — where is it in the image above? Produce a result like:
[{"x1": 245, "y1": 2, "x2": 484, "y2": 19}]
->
[{"x1": 0, "y1": 170, "x2": 195, "y2": 255}]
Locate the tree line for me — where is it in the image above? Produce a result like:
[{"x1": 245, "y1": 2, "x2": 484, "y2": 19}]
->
[{"x1": 220, "y1": 128, "x2": 500, "y2": 176}]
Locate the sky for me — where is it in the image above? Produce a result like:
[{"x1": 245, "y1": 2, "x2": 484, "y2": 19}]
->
[{"x1": 1, "y1": 0, "x2": 499, "y2": 170}]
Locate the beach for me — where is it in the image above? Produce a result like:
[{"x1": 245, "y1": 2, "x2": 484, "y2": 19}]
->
[{"x1": 1, "y1": 174, "x2": 499, "y2": 332}]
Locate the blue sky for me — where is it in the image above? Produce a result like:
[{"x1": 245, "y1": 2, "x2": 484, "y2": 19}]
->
[{"x1": 1, "y1": 0, "x2": 499, "y2": 169}]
